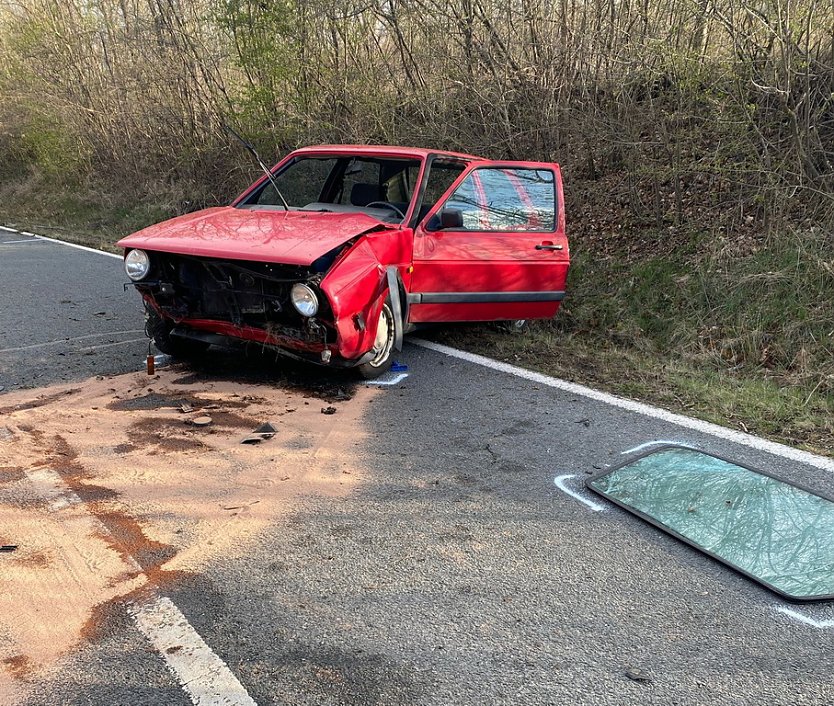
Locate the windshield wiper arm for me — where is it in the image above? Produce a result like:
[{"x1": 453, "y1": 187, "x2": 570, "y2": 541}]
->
[{"x1": 223, "y1": 124, "x2": 290, "y2": 211}]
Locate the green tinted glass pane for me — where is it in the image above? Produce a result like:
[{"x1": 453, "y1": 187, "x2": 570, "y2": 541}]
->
[{"x1": 587, "y1": 447, "x2": 834, "y2": 601}]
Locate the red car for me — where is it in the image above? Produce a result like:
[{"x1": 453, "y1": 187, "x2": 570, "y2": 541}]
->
[{"x1": 118, "y1": 145, "x2": 569, "y2": 378}]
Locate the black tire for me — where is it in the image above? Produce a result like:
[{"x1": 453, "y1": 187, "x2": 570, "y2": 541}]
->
[
  {"x1": 357, "y1": 299, "x2": 397, "y2": 380},
  {"x1": 145, "y1": 307, "x2": 209, "y2": 359}
]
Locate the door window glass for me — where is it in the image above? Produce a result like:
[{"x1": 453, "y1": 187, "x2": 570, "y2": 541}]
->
[{"x1": 441, "y1": 167, "x2": 556, "y2": 232}]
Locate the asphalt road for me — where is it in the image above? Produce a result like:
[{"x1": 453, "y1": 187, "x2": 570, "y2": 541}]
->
[
  {"x1": 2, "y1": 227, "x2": 833, "y2": 705},
  {"x1": 0, "y1": 229, "x2": 147, "y2": 391}
]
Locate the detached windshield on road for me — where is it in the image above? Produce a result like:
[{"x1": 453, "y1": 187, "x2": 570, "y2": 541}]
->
[
  {"x1": 241, "y1": 156, "x2": 422, "y2": 220},
  {"x1": 587, "y1": 446, "x2": 834, "y2": 601}
]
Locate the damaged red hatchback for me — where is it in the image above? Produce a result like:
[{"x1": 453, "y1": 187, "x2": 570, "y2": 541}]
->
[{"x1": 118, "y1": 145, "x2": 569, "y2": 378}]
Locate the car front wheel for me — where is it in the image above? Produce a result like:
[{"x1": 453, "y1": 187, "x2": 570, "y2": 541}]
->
[{"x1": 357, "y1": 299, "x2": 397, "y2": 380}]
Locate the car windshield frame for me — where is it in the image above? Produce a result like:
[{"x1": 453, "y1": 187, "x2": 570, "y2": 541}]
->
[{"x1": 235, "y1": 152, "x2": 427, "y2": 225}]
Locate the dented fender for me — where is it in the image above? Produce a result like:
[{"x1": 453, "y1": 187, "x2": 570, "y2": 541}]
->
[{"x1": 321, "y1": 239, "x2": 388, "y2": 360}]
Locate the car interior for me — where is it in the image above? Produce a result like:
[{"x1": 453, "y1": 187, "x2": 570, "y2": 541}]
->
[{"x1": 239, "y1": 155, "x2": 467, "y2": 225}]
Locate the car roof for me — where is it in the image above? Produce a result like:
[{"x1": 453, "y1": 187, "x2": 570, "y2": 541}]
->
[{"x1": 290, "y1": 144, "x2": 483, "y2": 162}]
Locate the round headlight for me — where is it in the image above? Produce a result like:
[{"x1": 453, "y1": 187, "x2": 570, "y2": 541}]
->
[
  {"x1": 125, "y1": 249, "x2": 151, "y2": 281},
  {"x1": 290, "y1": 283, "x2": 319, "y2": 317}
]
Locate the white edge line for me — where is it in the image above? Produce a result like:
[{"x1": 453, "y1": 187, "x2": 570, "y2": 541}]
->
[
  {"x1": 412, "y1": 339, "x2": 834, "y2": 474},
  {"x1": 0, "y1": 238, "x2": 46, "y2": 245},
  {"x1": 2, "y1": 224, "x2": 121, "y2": 259},
  {"x1": 23, "y1": 467, "x2": 258, "y2": 705},
  {"x1": 775, "y1": 606, "x2": 834, "y2": 629},
  {"x1": 30, "y1": 232, "x2": 122, "y2": 259},
  {"x1": 553, "y1": 474, "x2": 605, "y2": 512}
]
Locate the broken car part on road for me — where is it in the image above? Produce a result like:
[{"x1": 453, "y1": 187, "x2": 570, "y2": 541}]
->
[{"x1": 587, "y1": 445, "x2": 834, "y2": 602}]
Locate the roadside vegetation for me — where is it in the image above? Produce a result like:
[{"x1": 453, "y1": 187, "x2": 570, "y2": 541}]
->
[{"x1": 1, "y1": 0, "x2": 832, "y2": 453}]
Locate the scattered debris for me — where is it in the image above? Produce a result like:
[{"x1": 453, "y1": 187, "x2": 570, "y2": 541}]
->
[
  {"x1": 241, "y1": 422, "x2": 277, "y2": 444},
  {"x1": 179, "y1": 403, "x2": 193, "y2": 414},
  {"x1": 190, "y1": 416, "x2": 213, "y2": 427},
  {"x1": 320, "y1": 406, "x2": 337, "y2": 415},
  {"x1": 0, "y1": 545, "x2": 18, "y2": 552},
  {"x1": 625, "y1": 667, "x2": 652, "y2": 683}
]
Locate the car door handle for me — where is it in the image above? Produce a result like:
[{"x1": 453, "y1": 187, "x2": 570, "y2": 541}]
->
[{"x1": 535, "y1": 243, "x2": 563, "y2": 251}]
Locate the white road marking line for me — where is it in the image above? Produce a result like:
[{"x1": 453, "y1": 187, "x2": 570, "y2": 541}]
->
[
  {"x1": 621, "y1": 441, "x2": 695, "y2": 455},
  {"x1": 0, "y1": 330, "x2": 145, "y2": 354},
  {"x1": 2, "y1": 224, "x2": 122, "y2": 259},
  {"x1": 366, "y1": 372, "x2": 409, "y2": 386},
  {"x1": 22, "y1": 467, "x2": 258, "y2": 705},
  {"x1": 30, "y1": 232, "x2": 123, "y2": 259},
  {"x1": 131, "y1": 597, "x2": 258, "y2": 706},
  {"x1": 553, "y1": 474, "x2": 605, "y2": 512},
  {"x1": 412, "y1": 339, "x2": 834, "y2": 474},
  {"x1": 0, "y1": 238, "x2": 45, "y2": 245},
  {"x1": 78, "y1": 337, "x2": 147, "y2": 352},
  {"x1": 775, "y1": 606, "x2": 834, "y2": 629}
]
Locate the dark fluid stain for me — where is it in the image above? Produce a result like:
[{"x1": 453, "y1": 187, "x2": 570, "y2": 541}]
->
[
  {"x1": 0, "y1": 388, "x2": 81, "y2": 416},
  {"x1": 108, "y1": 389, "x2": 256, "y2": 412},
  {"x1": 113, "y1": 443, "x2": 137, "y2": 454},
  {"x1": 0, "y1": 466, "x2": 25, "y2": 483},
  {"x1": 126, "y1": 418, "x2": 210, "y2": 453},
  {"x1": 168, "y1": 347, "x2": 358, "y2": 402},
  {"x1": 12, "y1": 550, "x2": 51, "y2": 568},
  {"x1": 17, "y1": 423, "x2": 44, "y2": 443},
  {"x1": 46, "y1": 435, "x2": 180, "y2": 582},
  {"x1": 2, "y1": 654, "x2": 34, "y2": 680},
  {"x1": 107, "y1": 392, "x2": 200, "y2": 412}
]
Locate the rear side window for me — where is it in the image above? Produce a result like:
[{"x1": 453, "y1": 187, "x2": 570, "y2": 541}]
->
[{"x1": 442, "y1": 167, "x2": 556, "y2": 232}]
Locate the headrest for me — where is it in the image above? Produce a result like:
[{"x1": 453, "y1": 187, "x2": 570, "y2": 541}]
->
[{"x1": 350, "y1": 183, "x2": 380, "y2": 207}]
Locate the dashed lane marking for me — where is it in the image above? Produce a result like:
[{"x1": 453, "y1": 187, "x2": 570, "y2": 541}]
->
[
  {"x1": 412, "y1": 339, "x2": 834, "y2": 474},
  {"x1": 22, "y1": 470, "x2": 259, "y2": 705},
  {"x1": 131, "y1": 597, "x2": 258, "y2": 706}
]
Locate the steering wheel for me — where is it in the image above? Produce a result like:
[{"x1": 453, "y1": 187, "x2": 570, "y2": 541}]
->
[{"x1": 365, "y1": 201, "x2": 406, "y2": 219}]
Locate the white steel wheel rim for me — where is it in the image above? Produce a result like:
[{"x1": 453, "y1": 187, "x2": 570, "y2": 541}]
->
[{"x1": 368, "y1": 305, "x2": 395, "y2": 368}]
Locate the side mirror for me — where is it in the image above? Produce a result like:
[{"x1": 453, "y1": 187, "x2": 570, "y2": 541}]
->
[{"x1": 439, "y1": 208, "x2": 463, "y2": 229}]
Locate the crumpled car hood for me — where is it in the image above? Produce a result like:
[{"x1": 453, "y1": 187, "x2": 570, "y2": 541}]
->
[{"x1": 117, "y1": 207, "x2": 393, "y2": 266}]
